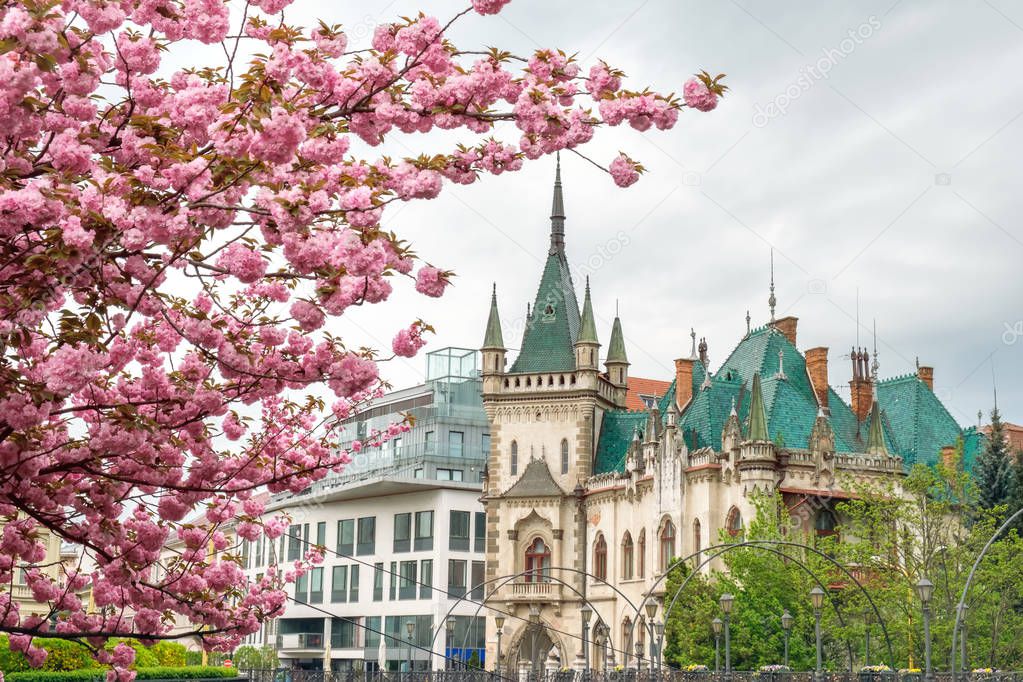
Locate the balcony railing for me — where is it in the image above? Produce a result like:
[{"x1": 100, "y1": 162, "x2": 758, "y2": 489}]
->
[{"x1": 276, "y1": 632, "x2": 325, "y2": 650}]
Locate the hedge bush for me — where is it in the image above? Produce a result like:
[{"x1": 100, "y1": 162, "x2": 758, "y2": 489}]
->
[{"x1": 5, "y1": 666, "x2": 239, "y2": 682}]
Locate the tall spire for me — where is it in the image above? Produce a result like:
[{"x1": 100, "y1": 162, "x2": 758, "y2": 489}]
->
[
  {"x1": 550, "y1": 152, "x2": 566, "y2": 255},
  {"x1": 747, "y1": 372, "x2": 769, "y2": 441},
  {"x1": 483, "y1": 283, "x2": 504, "y2": 349},
  {"x1": 768, "y1": 249, "x2": 776, "y2": 323},
  {"x1": 871, "y1": 319, "x2": 879, "y2": 382},
  {"x1": 577, "y1": 277, "x2": 598, "y2": 345}
]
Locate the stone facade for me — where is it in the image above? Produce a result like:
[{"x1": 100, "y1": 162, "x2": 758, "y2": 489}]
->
[{"x1": 477, "y1": 163, "x2": 980, "y2": 672}]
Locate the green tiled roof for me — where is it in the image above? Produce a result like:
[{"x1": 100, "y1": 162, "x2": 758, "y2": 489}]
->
[
  {"x1": 747, "y1": 372, "x2": 769, "y2": 440},
  {"x1": 594, "y1": 325, "x2": 969, "y2": 474},
  {"x1": 509, "y1": 250, "x2": 581, "y2": 373},
  {"x1": 578, "y1": 280, "x2": 599, "y2": 345},
  {"x1": 876, "y1": 374, "x2": 968, "y2": 468},
  {"x1": 594, "y1": 410, "x2": 647, "y2": 474}
]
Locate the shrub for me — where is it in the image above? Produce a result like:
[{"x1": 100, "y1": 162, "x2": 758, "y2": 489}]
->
[
  {"x1": 150, "y1": 643, "x2": 187, "y2": 668},
  {"x1": 6, "y1": 666, "x2": 239, "y2": 682}
]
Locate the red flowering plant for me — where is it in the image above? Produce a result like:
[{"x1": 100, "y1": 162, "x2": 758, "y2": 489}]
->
[{"x1": 0, "y1": 0, "x2": 722, "y2": 674}]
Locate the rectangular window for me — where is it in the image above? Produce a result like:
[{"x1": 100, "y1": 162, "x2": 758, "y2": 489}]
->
[
  {"x1": 331, "y1": 565, "x2": 348, "y2": 603},
  {"x1": 420, "y1": 560, "x2": 433, "y2": 599},
  {"x1": 294, "y1": 571, "x2": 308, "y2": 602},
  {"x1": 287, "y1": 524, "x2": 302, "y2": 561},
  {"x1": 399, "y1": 560, "x2": 417, "y2": 600},
  {"x1": 316, "y1": 522, "x2": 326, "y2": 548},
  {"x1": 350, "y1": 565, "x2": 360, "y2": 602},
  {"x1": 424, "y1": 430, "x2": 435, "y2": 455},
  {"x1": 393, "y1": 436, "x2": 402, "y2": 459},
  {"x1": 448, "y1": 431, "x2": 464, "y2": 457},
  {"x1": 393, "y1": 513, "x2": 411, "y2": 553},
  {"x1": 331, "y1": 617, "x2": 356, "y2": 648},
  {"x1": 414, "y1": 511, "x2": 434, "y2": 551},
  {"x1": 357, "y1": 517, "x2": 376, "y2": 555},
  {"x1": 474, "y1": 512, "x2": 486, "y2": 553},
  {"x1": 448, "y1": 559, "x2": 466, "y2": 598},
  {"x1": 389, "y1": 561, "x2": 397, "y2": 600},
  {"x1": 482, "y1": 433, "x2": 490, "y2": 455},
  {"x1": 470, "y1": 561, "x2": 485, "y2": 601},
  {"x1": 337, "y1": 519, "x2": 355, "y2": 556},
  {"x1": 373, "y1": 562, "x2": 384, "y2": 602},
  {"x1": 437, "y1": 468, "x2": 463, "y2": 481},
  {"x1": 414, "y1": 468, "x2": 424, "y2": 479},
  {"x1": 449, "y1": 510, "x2": 470, "y2": 551},
  {"x1": 255, "y1": 535, "x2": 264, "y2": 568},
  {"x1": 241, "y1": 540, "x2": 250, "y2": 570},
  {"x1": 309, "y1": 567, "x2": 323, "y2": 604},
  {"x1": 364, "y1": 616, "x2": 381, "y2": 648}
]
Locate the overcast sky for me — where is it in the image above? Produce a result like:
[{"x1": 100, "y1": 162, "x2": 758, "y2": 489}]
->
[{"x1": 314, "y1": 0, "x2": 1023, "y2": 427}]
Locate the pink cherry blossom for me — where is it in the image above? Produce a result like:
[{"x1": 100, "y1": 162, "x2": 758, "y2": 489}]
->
[
  {"x1": 609, "y1": 154, "x2": 640, "y2": 188},
  {"x1": 0, "y1": 0, "x2": 720, "y2": 670},
  {"x1": 683, "y1": 77, "x2": 719, "y2": 112}
]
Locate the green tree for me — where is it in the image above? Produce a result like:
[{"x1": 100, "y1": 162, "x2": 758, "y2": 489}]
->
[
  {"x1": 975, "y1": 407, "x2": 1012, "y2": 514},
  {"x1": 150, "y1": 642, "x2": 187, "y2": 667},
  {"x1": 230, "y1": 646, "x2": 278, "y2": 670}
]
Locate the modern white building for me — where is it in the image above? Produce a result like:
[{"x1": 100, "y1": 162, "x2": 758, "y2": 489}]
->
[{"x1": 240, "y1": 348, "x2": 490, "y2": 671}]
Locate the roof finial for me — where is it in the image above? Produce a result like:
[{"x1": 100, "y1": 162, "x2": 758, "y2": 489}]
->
[
  {"x1": 871, "y1": 319, "x2": 879, "y2": 381},
  {"x1": 768, "y1": 248, "x2": 776, "y2": 323},
  {"x1": 745, "y1": 310, "x2": 751, "y2": 336},
  {"x1": 978, "y1": 409, "x2": 983, "y2": 428},
  {"x1": 549, "y1": 152, "x2": 566, "y2": 256},
  {"x1": 774, "y1": 348, "x2": 787, "y2": 380},
  {"x1": 690, "y1": 327, "x2": 697, "y2": 359}
]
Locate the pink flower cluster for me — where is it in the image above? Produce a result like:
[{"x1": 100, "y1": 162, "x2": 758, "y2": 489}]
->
[
  {"x1": 0, "y1": 0, "x2": 719, "y2": 669},
  {"x1": 683, "y1": 77, "x2": 719, "y2": 112}
]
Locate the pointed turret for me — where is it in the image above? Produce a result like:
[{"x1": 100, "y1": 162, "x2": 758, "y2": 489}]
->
[
  {"x1": 483, "y1": 283, "x2": 504, "y2": 350},
  {"x1": 605, "y1": 313, "x2": 629, "y2": 391},
  {"x1": 746, "y1": 372, "x2": 769, "y2": 441},
  {"x1": 866, "y1": 399, "x2": 889, "y2": 456},
  {"x1": 574, "y1": 277, "x2": 600, "y2": 371},
  {"x1": 481, "y1": 284, "x2": 506, "y2": 385}
]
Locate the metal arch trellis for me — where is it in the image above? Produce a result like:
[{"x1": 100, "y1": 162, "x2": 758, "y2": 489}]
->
[
  {"x1": 950, "y1": 505, "x2": 1023, "y2": 682},
  {"x1": 429, "y1": 565, "x2": 643, "y2": 669},
  {"x1": 630, "y1": 539, "x2": 897, "y2": 670},
  {"x1": 652, "y1": 542, "x2": 855, "y2": 670}
]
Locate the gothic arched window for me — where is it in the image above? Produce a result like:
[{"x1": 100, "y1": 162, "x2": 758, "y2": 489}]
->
[
  {"x1": 594, "y1": 534, "x2": 608, "y2": 581},
  {"x1": 510, "y1": 440, "x2": 518, "y2": 476},
  {"x1": 726, "y1": 507, "x2": 744, "y2": 538},
  {"x1": 524, "y1": 537, "x2": 551, "y2": 583},
  {"x1": 693, "y1": 519, "x2": 702, "y2": 566},
  {"x1": 622, "y1": 532, "x2": 634, "y2": 580},
  {"x1": 638, "y1": 529, "x2": 646, "y2": 578},
  {"x1": 659, "y1": 519, "x2": 676, "y2": 573},
  {"x1": 560, "y1": 438, "x2": 569, "y2": 475}
]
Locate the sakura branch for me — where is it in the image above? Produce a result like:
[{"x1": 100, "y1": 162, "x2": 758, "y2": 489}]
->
[{"x1": 0, "y1": 0, "x2": 723, "y2": 674}]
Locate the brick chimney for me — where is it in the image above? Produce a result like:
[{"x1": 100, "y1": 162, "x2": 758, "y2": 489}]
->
[
  {"x1": 674, "y1": 357, "x2": 694, "y2": 411},
  {"x1": 850, "y1": 347, "x2": 873, "y2": 422},
  {"x1": 773, "y1": 316, "x2": 798, "y2": 346},
  {"x1": 805, "y1": 347, "x2": 829, "y2": 410},
  {"x1": 918, "y1": 365, "x2": 934, "y2": 391}
]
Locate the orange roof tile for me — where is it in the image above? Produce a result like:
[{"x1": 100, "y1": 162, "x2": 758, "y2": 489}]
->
[{"x1": 625, "y1": 376, "x2": 672, "y2": 411}]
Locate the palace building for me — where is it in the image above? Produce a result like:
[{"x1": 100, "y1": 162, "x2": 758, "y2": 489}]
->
[{"x1": 478, "y1": 161, "x2": 983, "y2": 672}]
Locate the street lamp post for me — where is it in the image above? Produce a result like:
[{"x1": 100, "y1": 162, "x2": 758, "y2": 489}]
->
[
  {"x1": 712, "y1": 618, "x2": 722, "y2": 673},
  {"x1": 445, "y1": 617, "x2": 455, "y2": 670},
  {"x1": 406, "y1": 621, "x2": 416, "y2": 677},
  {"x1": 720, "y1": 593, "x2": 734, "y2": 678},
  {"x1": 781, "y1": 610, "x2": 793, "y2": 668},
  {"x1": 958, "y1": 603, "x2": 968, "y2": 675},
  {"x1": 581, "y1": 604, "x2": 593, "y2": 673},
  {"x1": 529, "y1": 604, "x2": 541, "y2": 675},
  {"x1": 645, "y1": 600, "x2": 658, "y2": 671},
  {"x1": 655, "y1": 620, "x2": 665, "y2": 671},
  {"x1": 495, "y1": 615, "x2": 505, "y2": 675},
  {"x1": 916, "y1": 578, "x2": 935, "y2": 682},
  {"x1": 864, "y1": 610, "x2": 872, "y2": 668},
  {"x1": 810, "y1": 587, "x2": 825, "y2": 682}
]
